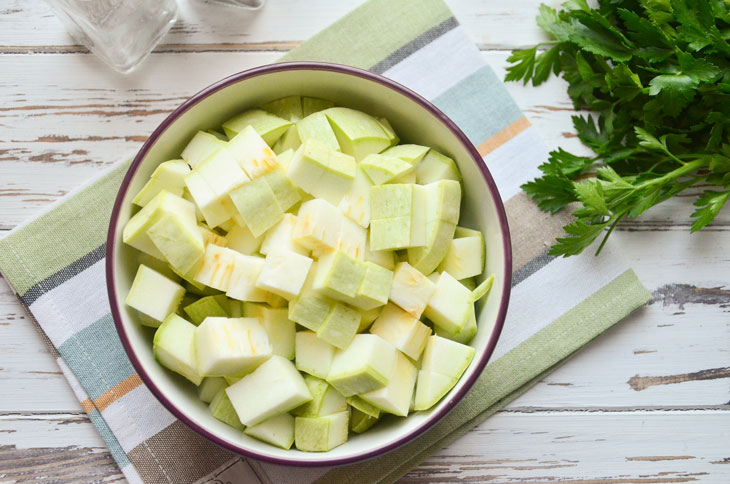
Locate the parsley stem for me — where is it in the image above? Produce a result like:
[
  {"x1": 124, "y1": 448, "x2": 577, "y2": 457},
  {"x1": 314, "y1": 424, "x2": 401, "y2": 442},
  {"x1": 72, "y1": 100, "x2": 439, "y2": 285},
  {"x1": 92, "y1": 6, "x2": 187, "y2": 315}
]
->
[
  {"x1": 635, "y1": 159, "x2": 707, "y2": 189},
  {"x1": 595, "y1": 211, "x2": 626, "y2": 256}
]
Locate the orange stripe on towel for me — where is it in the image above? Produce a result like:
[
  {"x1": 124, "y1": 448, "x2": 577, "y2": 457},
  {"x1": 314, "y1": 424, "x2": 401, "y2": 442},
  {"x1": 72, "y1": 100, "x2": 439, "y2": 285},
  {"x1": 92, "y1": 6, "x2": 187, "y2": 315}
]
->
[
  {"x1": 94, "y1": 373, "x2": 143, "y2": 412},
  {"x1": 477, "y1": 117, "x2": 531, "y2": 156}
]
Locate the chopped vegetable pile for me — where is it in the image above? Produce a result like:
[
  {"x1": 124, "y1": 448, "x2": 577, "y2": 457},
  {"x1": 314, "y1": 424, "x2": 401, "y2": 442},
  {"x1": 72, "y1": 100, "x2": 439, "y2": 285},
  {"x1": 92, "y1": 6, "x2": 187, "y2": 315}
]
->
[
  {"x1": 122, "y1": 96, "x2": 495, "y2": 452},
  {"x1": 506, "y1": 0, "x2": 730, "y2": 256}
]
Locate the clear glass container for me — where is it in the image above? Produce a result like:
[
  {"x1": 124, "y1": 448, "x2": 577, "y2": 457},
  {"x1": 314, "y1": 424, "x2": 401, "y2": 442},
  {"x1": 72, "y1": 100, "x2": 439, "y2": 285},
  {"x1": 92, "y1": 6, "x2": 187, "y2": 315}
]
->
[
  {"x1": 43, "y1": 0, "x2": 178, "y2": 74},
  {"x1": 206, "y1": 0, "x2": 265, "y2": 9}
]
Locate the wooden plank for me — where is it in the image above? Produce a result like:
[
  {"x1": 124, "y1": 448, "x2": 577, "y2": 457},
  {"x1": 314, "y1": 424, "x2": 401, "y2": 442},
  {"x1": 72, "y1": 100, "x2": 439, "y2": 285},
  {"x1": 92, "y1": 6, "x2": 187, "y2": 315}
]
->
[
  {"x1": 1, "y1": 51, "x2": 727, "y2": 229},
  {"x1": 1, "y1": 410, "x2": 728, "y2": 483},
  {"x1": 0, "y1": 0, "x2": 554, "y2": 51}
]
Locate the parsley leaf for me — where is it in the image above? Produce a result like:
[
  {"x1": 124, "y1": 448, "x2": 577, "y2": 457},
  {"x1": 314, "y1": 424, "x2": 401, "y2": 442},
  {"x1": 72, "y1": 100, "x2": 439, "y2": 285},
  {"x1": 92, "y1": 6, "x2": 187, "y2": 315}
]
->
[{"x1": 506, "y1": 0, "x2": 730, "y2": 256}]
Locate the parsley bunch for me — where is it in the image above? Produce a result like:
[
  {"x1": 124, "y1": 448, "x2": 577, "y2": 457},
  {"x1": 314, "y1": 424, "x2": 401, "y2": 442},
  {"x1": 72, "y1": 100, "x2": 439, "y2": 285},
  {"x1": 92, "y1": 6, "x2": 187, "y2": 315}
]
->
[{"x1": 506, "y1": 0, "x2": 730, "y2": 256}]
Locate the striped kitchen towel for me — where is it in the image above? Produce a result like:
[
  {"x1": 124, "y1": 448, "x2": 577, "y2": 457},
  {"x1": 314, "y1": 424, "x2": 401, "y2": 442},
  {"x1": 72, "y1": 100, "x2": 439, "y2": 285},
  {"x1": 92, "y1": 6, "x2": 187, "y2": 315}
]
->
[{"x1": 0, "y1": 0, "x2": 652, "y2": 483}]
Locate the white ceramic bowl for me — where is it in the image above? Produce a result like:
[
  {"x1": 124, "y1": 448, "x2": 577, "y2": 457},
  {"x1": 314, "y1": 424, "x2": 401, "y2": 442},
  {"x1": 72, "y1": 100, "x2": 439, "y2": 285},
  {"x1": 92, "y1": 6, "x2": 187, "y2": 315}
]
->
[{"x1": 106, "y1": 62, "x2": 512, "y2": 466}]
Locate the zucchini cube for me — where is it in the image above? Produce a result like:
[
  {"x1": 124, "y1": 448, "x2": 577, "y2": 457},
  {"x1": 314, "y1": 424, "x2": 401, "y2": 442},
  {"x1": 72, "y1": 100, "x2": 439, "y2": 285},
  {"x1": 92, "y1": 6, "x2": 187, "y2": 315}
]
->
[
  {"x1": 435, "y1": 304, "x2": 477, "y2": 344},
  {"x1": 198, "y1": 377, "x2": 227, "y2": 403},
  {"x1": 360, "y1": 154, "x2": 413, "y2": 185},
  {"x1": 294, "y1": 411, "x2": 349, "y2": 452},
  {"x1": 292, "y1": 199, "x2": 343, "y2": 252},
  {"x1": 377, "y1": 117, "x2": 399, "y2": 146},
  {"x1": 302, "y1": 97, "x2": 335, "y2": 117},
  {"x1": 194, "y1": 244, "x2": 238, "y2": 292},
  {"x1": 195, "y1": 147, "x2": 250, "y2": 200},
  {"x1": 255, "y1": 307, "x2": 296, "y2": 360},
  {"x1": 369, "y1": 304, "x2": 432, "y2": 360},
  {"x1": 333, "y1": 217, "x2": 367, "y2": 261},
  {"x1": 226, "y1": 355, "x2": 312, "y2": 426},
  {"x1": 183, "y1": 294, "x2": 229, "y2": 325},
  {"x1": 289, "y1": 291, "x2": 335, "y2": 332},
  {"x1": 225, "y1": 221, "x2": 263, "y2": 255},
  {"x1": 324, "y1": 107, "x2": 391, "y2": 161},
  {"x1": 370, "y1": 184, "x2": 413, "y2": 220},
  {"x1": 256, "y1": 249, "x2": 313, "y2": 300},
  {"x1": 423, "y1": 272, "x2": 473, "y2": 335},
  {"x1": 381, "y1": 144, "x2": 430, "y2": 165},
  {"x1": 244, "y1": 413, "x2": 295, "y2": 450},
  {"x1": 260, "y1": 213, "x2": 308, "y2": 256},
  {"x1": 288, "y1": 138, "x2": 356, "y2": 205},
  {"x1": 222, "y1": 109, "x2": 293, "y2": 146},
  {"x1": 408, "y1": 219, "x2": 457, "y2": 275},
  {"x1": 438, "y1": 235, "x2": 485, "y2": 281},
  {"x1": 427, "y1": 179, "x2": 462, "y2": 225},
  {"x1": 347, "y1": 395, "x2": 380, "y2": 418},
  {"x1": 153, "y1": 314, "x2": 202, "y2": 385},
  {"x1": 316, "y1": 303, "x2": 361, "y2": 349},
  {"x1": 132, "y1": 160, "x2": 190, "y2": 207},
  {"x1": 123, "y1": 190, "x2": 197, "y2": 259},
  {"x1": 312, "y1": 250, "x2": 366, "y2": 302},
  {"x1": 369, "y1": 217, "x2": 411, "y2": 251},
  {"x1": 389, "y1": 262, "x2": 436, "y2": 319},
  {"x1": 415, "y1": 149, "x2": 462, "y2": 185},
  {"x1": 195, "y1": 317, "x2": 272, "y2": 377},
  {"x1": 364, "y1": 241, "x2": 395, "y2": 270},
  {"x1": 410, "y1": 184, "x2": 428, "y2": 247},
  {"x1": 198, "y1": 225, "x2": 227, "y2": 249},
  {"x1": 350, "y1": 407, "x2": 379, "y2": 434},
  {"x1": 352, "y1": 262, "x2": 393, "y2": 311},
  {"x1": 125, "y1": 264, "x2": 185, "y2": 325},
  {"x1": 146, "y1": 211, "x2": 205, "y2": 276},
  {"x1": 261, "y1": 167, "x2": 301, "y2": 213},
  {"x1": 338, "y1": 166, "x2": 372, "y2": 229},
  {"x1": 227, "y1": 125, "x2": 281, "y2": 179},
  {"x1": 226, "y1": 253, "x2": 270, "y2": 302},
  {"x1": 295, "y1": 330, "x2": 336, "y2": 379},
  {"x1": 327, "y1": 334, "x2": 396, "y2": 396},
  {"x1": 292, "y1": 375, "x2": 347, "y2": 417},
  {"x1": 413, "y1": 370, "x2": 458, "y2": 411},
  {"x1": 296, "y1": 111, "x2": 341, "y2": 151},
  {"x1": 421, "y1": 334, "x2": 474, "y2": 380},
  {"x1": 181, "y1": 131, "x2": 227, "y2": 168},
  {"x1": 261, "y1": 95, "x2": 303, "y2": 121},
  {"x1": 360, "y1": 351, "x2": 417, "y2": 417},
  {"x1": 184, "y1": 171, "x2": 232, "y2": 228},
  {"x1": 229, "y1": 177, "x2": 284, "y2": 237},
  {"x1": 358, "y1": 306, "x2": 383, "y2": 333},
  {"x1": 209, "y1": 388, "x2": 244, "y2": 430}
]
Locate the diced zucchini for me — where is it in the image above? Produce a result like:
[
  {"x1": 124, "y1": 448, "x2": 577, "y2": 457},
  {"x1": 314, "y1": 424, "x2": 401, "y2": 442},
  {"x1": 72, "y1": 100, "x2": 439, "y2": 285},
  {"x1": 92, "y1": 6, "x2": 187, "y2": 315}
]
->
[
  {"x1": 260, "y1": 214, "x2": 308, "y2": 256},
  {"x1": 438, "y1": 235, "x2": 484, "y2": 280},
  {"x1": 292, "y1": 199, "x2": 343, "y2": 252},
  {"x1": 132, "y1": 160, "x2": 190, "y2": 207},
  {"x1": 347, "y1": 395, "x2": 380, "y2": 418},
  {"x1": 181, "y1": 131, "x2": 227, "y2": 168},
  {"x1": 261, "y1": 95, "x2": 303, "y2": 121},
  {"x1": 413, "y1": 370, "x2": 458, "y2": 411},
  {"x1": 225, "y1": 221, "x2": 263, "y2": 255},
  {"x1": 195, "y1": 317, "x2": 272, "y2": 377},
  {"x1": 423, "y1": 272, "x2": 473, "y2": 335},
  {"x1": 316, "y1": 303, "x2": 361, "y2": 349},
  {"x1": 289, "y1": 291, "x2": 335, "y2": 332},
  {"x1": 184, "y1": 171, "x2": 232, "y2": 228},
  {"x1": 361, "y1": 154, "x2": 413, "y2": 185},
  {"x1": 226, "y1": 253, "x2": 271, "y2": 302},
  {"x1": 194, "y1": 244, "x2": 238, "y2": 292},
  {"x1": 376, "y1": 117, "x2": 399, "y2": 147},
  {"x1": 312, "y1": 250, "x2": 366, "y2": 302},
  {"x1": 147, "y1": 211, "x2": 205, "y2": 276},
  {"x1": 324, "y1": 107, "x2": 391, "y2": 161},
  {"x1": 227, "y1": 126, "x2": 281, "y2": 179},
  {"x1": 369, "y1": 304, "x2": 432, "y2": 360},
  {"x1": 350, "y1": 407, "x2": 379, "y2": 434},
  {"x1": 369, "y1": 217, "x2": 411, "y2": 252},
  {"x1": 252, "y1": 306, "x2": 296, "y2": 360},
  {"x1": 302, "y1": 97, "x2": 335, "y2": 117},
  {"x1": 381, "y1": 144, "x2": 429, "y2": 165},
  {"x1": 245, "y1": 413, "x2": 295, "y2": 450},
  {"x1": 209, "y1": 387, "x2": 244, "y2": 430},
  {"x1": 360, "y1": 351, "x2": 417, "y2": 417},
  {"x1": 195, "y1": 147, "x2": 250, "y2": 200},
  {"x1": 256, "y1": 249, "x2": 313, "y2": 300},
  {"x1": 294, "y1": 411, "x2": 349, "y2": 452},
  {"x1": 389, "y1": 262, "x2": 436, "y2": 319},
  {"x1": 126, "y1": 264, "x2": 185, "y2": 325},
  {"x1": 261, "y1": 168, "x2": 301, "y2": 213},
  {"x1": 327, "y1": 334, "x2": 396, "y2": 397},
  {"x1": 472, "y1": 274, "x2": 495, "y2": 302},
  {"x1": 222, "y1": 109, "x2": 293, "y2": 146},
  {"x1": 183, "y1": 294, "x2": 229, "y2": 325},
  {"x1": 421, "y1": 335, "x2": 475, "y2": 380},
  {"x1": 358, "y1": 306, "x2": 383, "y2": 333},
  {"x1": 415, "y1": 149, "x2": 461, "y2": 185},
  {"x1": 435, "y1": 304, "x2": 476, "y2": 344},
  {"x1": 295, "y1": 330, "x2": 336, "y2": 379},
  {"x1": 352, "y1": 262, "x2": 393, "y2": 311},
  {"x1": 226, "y1": 355, "x2": 312, "y2": 426},
  {"x1": 292, "y1": 375, "x2": 347, "y2": 417},
  {"x1": 198, "y1": 377, "x2": 227, "y2": 404},
  {"x1": 229, "y1": 177, "x2": 284, "y2": 237},
  {"x1": 153, "y1": 314, "x2": 201, "y2": 385},
  {"x1": 338, "y1": 166, "x2": 373, "y2": 229},
  {"x1": 288, "y1": 138, "x2": 356, "y2": 205}
]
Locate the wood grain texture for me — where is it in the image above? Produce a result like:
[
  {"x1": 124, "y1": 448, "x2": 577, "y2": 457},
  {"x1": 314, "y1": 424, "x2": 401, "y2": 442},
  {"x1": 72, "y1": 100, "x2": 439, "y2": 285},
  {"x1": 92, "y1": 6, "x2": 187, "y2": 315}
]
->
[{"x1": 0, "y1": 0, "x2": 728, "y2": 482}]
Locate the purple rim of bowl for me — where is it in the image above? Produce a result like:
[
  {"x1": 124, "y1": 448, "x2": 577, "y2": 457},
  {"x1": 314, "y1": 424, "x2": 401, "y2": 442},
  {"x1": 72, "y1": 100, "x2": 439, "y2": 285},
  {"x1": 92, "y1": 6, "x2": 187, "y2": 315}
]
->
[{"x1": 106, "y1": 61, "x2": 513, "y2": 467}]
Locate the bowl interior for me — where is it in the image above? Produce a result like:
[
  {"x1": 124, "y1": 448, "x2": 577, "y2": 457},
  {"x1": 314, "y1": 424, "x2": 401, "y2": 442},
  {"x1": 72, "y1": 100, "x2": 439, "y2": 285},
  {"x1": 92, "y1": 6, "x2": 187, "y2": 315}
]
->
[{"x1": 108, "y1": 65, "x2": 510, "y2": 465}]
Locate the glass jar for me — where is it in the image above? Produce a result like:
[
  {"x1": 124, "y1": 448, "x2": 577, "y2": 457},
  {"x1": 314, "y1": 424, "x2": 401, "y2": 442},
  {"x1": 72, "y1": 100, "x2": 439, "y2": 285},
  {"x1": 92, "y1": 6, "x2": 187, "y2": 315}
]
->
[
  {"x1": 206, "y1": 0, "x2": 265, "y2": 9},
  {"x1": 43, "y1": 0, "x2": 178, "y2": 74}
]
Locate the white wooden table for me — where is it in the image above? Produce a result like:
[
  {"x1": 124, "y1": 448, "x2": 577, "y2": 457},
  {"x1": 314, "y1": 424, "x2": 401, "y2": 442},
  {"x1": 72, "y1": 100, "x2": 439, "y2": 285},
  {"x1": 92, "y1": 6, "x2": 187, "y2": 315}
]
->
[{"x1": 1, "y1": 1, "x2": 728, "y2": 482}]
